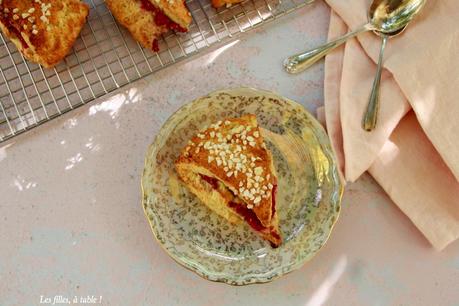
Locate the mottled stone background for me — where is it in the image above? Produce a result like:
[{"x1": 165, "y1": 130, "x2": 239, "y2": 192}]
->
[{"x1": 0, "y1": 2, "x2": 458, "y2": 305}]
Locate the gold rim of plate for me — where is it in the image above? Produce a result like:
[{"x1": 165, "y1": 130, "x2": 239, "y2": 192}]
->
[{"x1": 141, "y1": 87, "x2": 344, "y2": 285}]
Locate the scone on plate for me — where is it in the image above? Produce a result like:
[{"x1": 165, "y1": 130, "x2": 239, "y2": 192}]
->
[
  {"x1": 175, "y1": 115, "x2": 282, "y2": 247},
  {"x1": 106, "y1": 0, "x2": 192, "y2": 52},
  {"x1": 0, "y1": 0, "x2": 89, "y2": 68}
]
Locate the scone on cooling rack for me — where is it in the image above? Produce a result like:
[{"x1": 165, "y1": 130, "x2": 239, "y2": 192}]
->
[
  {"x1": 0, "y1": 0, "x2": 89, "y2": 68},
  {"x1": 106, "y1": 0, "x2": 192, "y2": 52},
  {"x1": 175, "y1": 115, "x2": 282, "y2": 247},
  {"x1": 211, "y1": 0, "x2": 243, "y2": 8}
]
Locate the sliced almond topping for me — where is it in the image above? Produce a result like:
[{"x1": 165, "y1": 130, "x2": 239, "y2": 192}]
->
[
  {"x1": 243, "y1": 190, "x2": 251, "y2": 198},
  {"x1": 254, "y1": 167, "x2": 263, "y2": 176}
]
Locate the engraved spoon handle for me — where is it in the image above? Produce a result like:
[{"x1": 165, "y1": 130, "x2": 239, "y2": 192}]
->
[
  {"x1": 362, "y1": 34, "x2": 387, "y2": 131},
  {"x1": 283, "y1": 24, "x2": 370, "y2": 74}
]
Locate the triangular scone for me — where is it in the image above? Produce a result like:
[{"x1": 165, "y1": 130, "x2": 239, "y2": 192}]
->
[
  {"x1": 146, "y1": 0, "x2": 191, "y2": 31},
  {"x1": 106, "y1": 0, "x2": 191, "y2": 52},
  {"x1": 0, "y1": 0, "x2": 89, "y2": 68},
  {"x1": 175, "y1": 115, "x2": 282, "y2": 247},
  {"x1": 106, "y1": 0, "x2": 168, "y2": 51}
]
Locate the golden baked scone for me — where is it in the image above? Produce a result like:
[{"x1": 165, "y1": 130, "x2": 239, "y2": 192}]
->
[
  {"x1": 175, "y1": 115, "x2": 282, "y2": 247},
  {"x1": 0, "y1": 0, "x2": 89, "y2": 68},
  {"x1": 211, "y1": 0, "x2": 242, "y2": 9},
  {"x1": 106, "y1": 0, "x2": 191, "y2": 52},
  {"x1": 105, "y1": 0, "x2": 168, "y2": 51},
  {"x1": 149, "y1": 0, "x2": 191, "y2": 31}
]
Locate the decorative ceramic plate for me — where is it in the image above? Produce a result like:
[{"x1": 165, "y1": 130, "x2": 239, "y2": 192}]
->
[{"x1": 141, "y1": 88, "x2": 343, "y2": 285}]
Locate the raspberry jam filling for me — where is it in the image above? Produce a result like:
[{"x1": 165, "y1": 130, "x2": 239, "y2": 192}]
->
[
  {"x1": 1, "y1": 16, "x2": 29, "y2": 49},
  {"x1": 228, "y1": 201, "x2": 265, "y2": 232},
  {"x1": 199, "y1": 174, "x2": 277, "y2": 234},
  {"x1": 140, "y1": 0, "x2": 187, "y2": 45},
  {"x1": 271, "y1": 184, "x2": 277, "y2": 217},
  {"x1": 199, "y1": 174, "x2": 220, "y2": 190},
  {"x1": 140, "y1": 0, "x2": 187, "y2": 51},
  {"x1": 152, "y1": 39, "x2": 159, "y2": 52}
]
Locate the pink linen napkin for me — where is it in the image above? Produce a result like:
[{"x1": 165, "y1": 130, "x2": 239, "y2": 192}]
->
[{"x1": 320, "y1": 0, "x2": 459, "y2": 250}]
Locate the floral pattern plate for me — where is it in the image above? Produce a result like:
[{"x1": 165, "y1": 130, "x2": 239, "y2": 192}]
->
[{"x1": 141, "y1": 88, "x2": 343, "y2": 285}]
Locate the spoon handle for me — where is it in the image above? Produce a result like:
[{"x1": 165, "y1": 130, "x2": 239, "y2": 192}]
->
[
  {"x1": 283, "y1": 24, "x2": 370, "y2": 74},
  {"x1": 362, "y1": 35, "x2": 388, "y2": 131}
]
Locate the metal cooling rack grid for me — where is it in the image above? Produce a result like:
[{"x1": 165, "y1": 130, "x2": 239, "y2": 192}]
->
[{"x1": 0, "y1": 0, "x2": 313, "y2": 143}]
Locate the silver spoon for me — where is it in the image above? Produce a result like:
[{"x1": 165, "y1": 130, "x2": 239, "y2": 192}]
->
[
  {"x1": 283, "y1": 0, "x2": 426, "y2": 74},
  {"x1": 362, "y1": 27, "x2": 406, "y2": 131}
]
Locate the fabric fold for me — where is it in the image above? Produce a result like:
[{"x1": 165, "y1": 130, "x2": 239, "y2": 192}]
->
[
  {"x1": 369, "y1": 112, "x2": 459, "y2": 251},
  {"x1": 324, "y1": 0, "x2": 459, "y2": 182},
  {"x1": 322, "y1": 0, "x2": 459, "y2": 250}
]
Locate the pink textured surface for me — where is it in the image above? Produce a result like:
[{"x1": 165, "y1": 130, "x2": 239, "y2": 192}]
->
[{"x1": 0, "y1": 2, "x2": 458, "y2": 305}]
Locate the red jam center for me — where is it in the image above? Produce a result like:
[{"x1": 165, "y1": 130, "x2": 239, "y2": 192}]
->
[
  {"x1": 199, "y1": 174, "x2": 220, "y2": 190},
  {"x1": 140, "y1": 0, "x2": 187, "y2": 37},
  {"x1": 0, "y1": 16, "x2": 29, "y2": 49},
  {"x1": 228, "y1": 201, "x2": 265, "y2": 232},
  {"x1": 199, "y1": 174, "x2": 278, "y2": 234},
  {"x1": 152, "y1": 39, "x2": 159, "y2": 52},
  {"x1": 272, "y1": 184, "x2": 277, "y2": 217},
  {"x1": 140, "y1": 0, "x2": 187, "y2": 51}
]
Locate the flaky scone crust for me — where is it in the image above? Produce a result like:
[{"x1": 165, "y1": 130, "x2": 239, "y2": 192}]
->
[
  {"x1": 175, "y1": 114, "x2": 282, "y2": 247},
  {"x1": 106, "y1": 0, "x2": 168, "y2": 50},
  {"x1": 211, "y1": 0, "x2": 242, "y2": 9},
  {"x1": 0, "y1": 0, "x2": 89, "y2": 68},
  {"x1": 146, "y1": 0, "x2": 191, "y2": 30}
]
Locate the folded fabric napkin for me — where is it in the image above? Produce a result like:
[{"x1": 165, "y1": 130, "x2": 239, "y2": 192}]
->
[{"x1": 318, "y1": 0, "x2": 459, "y2": 250}]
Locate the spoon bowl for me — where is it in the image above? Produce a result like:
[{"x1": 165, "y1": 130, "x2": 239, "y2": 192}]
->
[
  {"x1": 369, "y1": 0, "x2": 426, "y2": 33},
  {"x1": 373, "y1": 26, "x2": 406, "y2": 38}
]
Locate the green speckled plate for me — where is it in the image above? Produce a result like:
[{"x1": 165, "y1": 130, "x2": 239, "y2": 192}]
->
[{"x1": 141, "y1": 88, "x2": 343, "y2": 285}]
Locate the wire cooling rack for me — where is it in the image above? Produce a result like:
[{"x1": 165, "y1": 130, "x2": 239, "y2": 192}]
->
[{"x1": 0, "y1": 0, "x2": 312, "y2": 142}]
